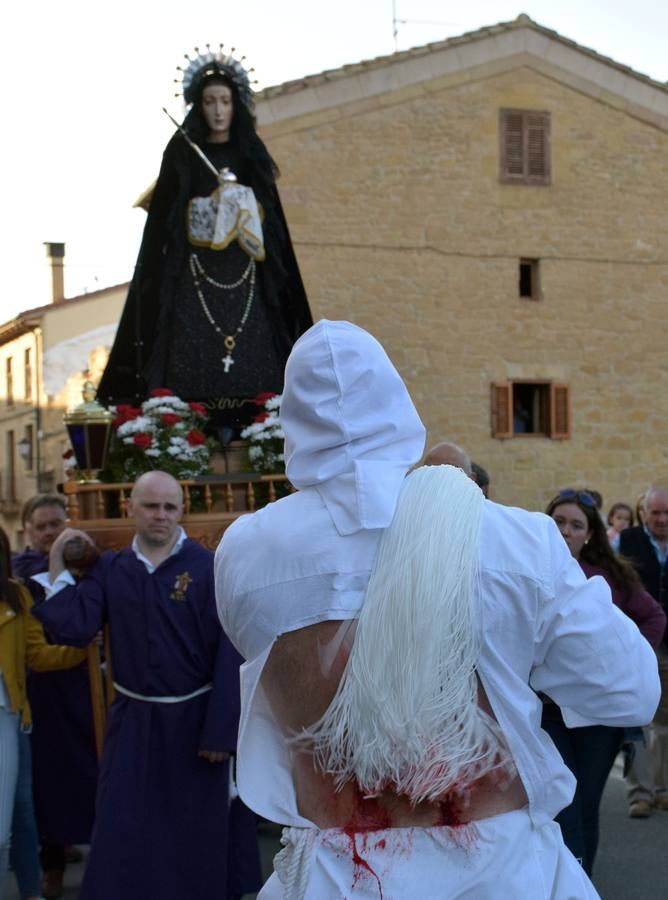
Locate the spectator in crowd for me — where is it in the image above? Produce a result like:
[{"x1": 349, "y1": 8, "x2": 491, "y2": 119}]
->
[
  {"x1": 471, "y1": 462, "x2": 490, "y2": 498},
  {"x1": 422, "y1": 441, "x2": 473, "y2": 476},
  {"x1": 1, "y1": 526, "x2": 88, "y2": 900},
  {"x1": 619, "y1": 486, "x2": 668, "y2": 818},
  {"x1": 542, "y1": 488, "x2": 665, "y2": 872},
  {"x1": 607, "y1": 502, "x2": 634, "y2": 543},
  {"x1": 635, "y1": 491, "x2": 648, "y2": 526},
  {"x1": 584, "y1": 489, "x2": 604, "y2": 512},
  {"x1": 13, "y1": 494, "x2": 97, "y2": 899}
]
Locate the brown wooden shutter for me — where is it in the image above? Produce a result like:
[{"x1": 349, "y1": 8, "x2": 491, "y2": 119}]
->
[
  {"x1": 527, "y1": 113, "x2": 550, "y2": 182},
  {"x1": 499, "y1": 109, "x2": 551, "y2": 185},
  {"x1": 500, "y1": 111, "x2": 524, "y2": 177},
  {"x1": 491, "y1": 382, "x2": 513, "y2": 438},
  {"x1": 550, "y1": 384, "x2": 570, "y2": 439}
]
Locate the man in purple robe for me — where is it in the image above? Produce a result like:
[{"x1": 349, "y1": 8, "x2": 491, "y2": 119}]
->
[
  {"x1": 13, "y1": 493, "x2": 97, "y2": 899},
  {"x1": 32, "y1": 471, "x2": 261, "y2": 899}
]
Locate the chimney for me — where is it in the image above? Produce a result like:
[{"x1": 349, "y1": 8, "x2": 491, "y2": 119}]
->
[{"x1": 44, "y1": 242, "x2": 65, "y2": 303}]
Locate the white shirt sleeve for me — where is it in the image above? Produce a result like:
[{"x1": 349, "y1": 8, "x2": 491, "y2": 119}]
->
[
  {"x1": 530, "y1": 519, "x2": 660, "y2": 728},
  {"x1": 31, "y1": 570, "x2": 76, "y2": 599}
]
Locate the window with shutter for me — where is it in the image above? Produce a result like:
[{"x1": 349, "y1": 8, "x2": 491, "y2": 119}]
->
[
  {"x1": 491, "y1": 383, "x2": 512, "y2": 438},
  {"x1": 499, "y1": 109, "x2": 551, "y2": 185},
  {"x1": 491, "y1": 381, "x2": 571, "y2": 439},
  {"x1": 551, "y1": 384, "x2": 571, "y2": 439},
  {"x1": 6, "y1": 357, "x2": 14, "y2": 406}
]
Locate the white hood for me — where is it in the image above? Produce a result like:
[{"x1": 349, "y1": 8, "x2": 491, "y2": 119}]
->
[{"x1": 282, "y1": 320, "x2": 425, "y2": 535}]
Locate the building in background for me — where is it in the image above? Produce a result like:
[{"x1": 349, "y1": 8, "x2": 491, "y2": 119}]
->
[
  {"x1": 254, "y1": 14, "x2": 667, "y2": 509},
  {"x1": 0, "y1": 243, "x2": 126, "y2": 545},
  {"x1": 2, "y1": 15, "x2": 666, "y2": 537}
]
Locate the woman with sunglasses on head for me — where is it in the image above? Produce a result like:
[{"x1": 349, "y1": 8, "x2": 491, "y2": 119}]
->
[
  {"x1": 541, "y1": 489, "x2": 666, "y2": 876},
  {"x1": 0, "y1": 527, "x2": 88, "y2": 900}
]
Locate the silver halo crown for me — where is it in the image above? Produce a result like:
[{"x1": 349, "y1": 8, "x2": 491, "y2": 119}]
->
[{"x1": 175, "y1": 44, "x2": 256, "y2": 110}]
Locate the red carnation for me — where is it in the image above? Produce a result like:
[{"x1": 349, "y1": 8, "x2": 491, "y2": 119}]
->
[
  {"x1": 254, "y1": 412, "x2": 269, "y2": 423},
  {"x1": 114, "y1": 404, "x2": 142, "y2": 427},
  {"x1": 150, "y1": 388, "x2": 174, "y2": 398},
  {"x1": 133, "y1": 432, "x2": 153, "y2": 449},
  {"x1": 254, "y1": 391, "x2": 277, "y2": 406},
  {"x1": 186, "y1": 429, "x2": 207, "y2": 447},
  {"x1": 188, "y1": 402, "x2": 208, "y2": 416},
  {"x1": 161, "y1": 413, "x2": 182, "y2": 427}
]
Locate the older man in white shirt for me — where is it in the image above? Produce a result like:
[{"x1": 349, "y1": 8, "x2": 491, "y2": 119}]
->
[{"x1": 216, "y1": 320, "x2": 659, "y2": 899}]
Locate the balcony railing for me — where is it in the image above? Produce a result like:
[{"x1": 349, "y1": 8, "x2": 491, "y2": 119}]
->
[{"x1": 62, "y1": 473, "x2": 292, "y2": 550}]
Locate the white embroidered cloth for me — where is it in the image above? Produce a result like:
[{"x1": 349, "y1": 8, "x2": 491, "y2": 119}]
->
[{"x1": 188, "y1": 182, "x2": 264, "y2": 259}]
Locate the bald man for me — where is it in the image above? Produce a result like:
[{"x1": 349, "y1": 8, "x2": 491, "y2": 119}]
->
[
  {"x1": 32, "y1": 472, "x2": 261, "y2": 900},
  {"x1": 422, "y1": 441, "x2": 474, "y2": 477}
]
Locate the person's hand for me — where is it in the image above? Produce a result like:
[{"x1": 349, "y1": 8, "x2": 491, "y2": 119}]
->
[
  {"x1": 198, "y1": 750, "x2": 230, "y2": 763},
  {"x1": 49, "y1": 528, "x2": 95, "y2": 582}
]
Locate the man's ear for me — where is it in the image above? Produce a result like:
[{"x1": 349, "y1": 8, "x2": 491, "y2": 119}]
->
[{"x1": 125, "y1": 498, "x2": 134, "y2": 517}]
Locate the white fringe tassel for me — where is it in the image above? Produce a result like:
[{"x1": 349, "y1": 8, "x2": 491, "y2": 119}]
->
[{"x1": 303, "y1": 464, "x2": 511, "y2": 804}]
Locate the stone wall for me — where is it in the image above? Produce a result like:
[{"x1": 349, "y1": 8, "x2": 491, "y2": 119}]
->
[{"x1": 262, "y1": 65, "x2": 668, "y2": 512}]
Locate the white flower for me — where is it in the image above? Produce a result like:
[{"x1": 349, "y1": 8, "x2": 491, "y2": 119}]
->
[
  {"x1": 142, "y1": 396, "x2": 189, "y2": 414},
  {"x1": 144, "y1": 448, "x2": 161, "y2": 458},
  {"x1": 117, "y1": 416, "x2": 155, "y2": 437}
]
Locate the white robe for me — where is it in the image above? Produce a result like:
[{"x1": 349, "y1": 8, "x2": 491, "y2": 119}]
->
[{"x1": 215, "y1": 320, "x2": 659, "y2": 898}]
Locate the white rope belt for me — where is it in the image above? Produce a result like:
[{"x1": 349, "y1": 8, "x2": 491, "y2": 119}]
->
[
  {"x1": 113, "y1": 682, "x2": 213, "y2": 704},
  {"x1": 274, "y1": 827, "x2": 317, "y2": 900}
]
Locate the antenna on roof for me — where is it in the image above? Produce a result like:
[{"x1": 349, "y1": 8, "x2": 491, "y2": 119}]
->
[{"x1": 391, "y1": 1, "x2": 461, "y2": 52}]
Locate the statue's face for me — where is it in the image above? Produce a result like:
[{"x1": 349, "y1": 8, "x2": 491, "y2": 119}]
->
[{"x1": 201, "y1": 82, "x2": 234, "y2": 142}]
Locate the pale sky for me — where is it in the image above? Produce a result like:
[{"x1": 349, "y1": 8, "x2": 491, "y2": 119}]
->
[{"x1": 1, "y1": 0, "x2": 666, "y2": 323}]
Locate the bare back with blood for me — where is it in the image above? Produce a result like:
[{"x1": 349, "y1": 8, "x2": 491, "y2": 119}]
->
[{"x1": 261, "y1": 621, "x2": 527, "y2": 830}]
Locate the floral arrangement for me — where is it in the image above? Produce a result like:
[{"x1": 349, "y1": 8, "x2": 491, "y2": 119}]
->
[
  {"x1": 241, "y1": 392, "x2": 285, "y2": 474},
  {"x1": 102, "y1": 388, "x2": 211, "y2": 482}
]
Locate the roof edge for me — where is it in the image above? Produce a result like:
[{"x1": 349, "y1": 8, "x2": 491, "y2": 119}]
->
[
  {"x1": 0, "y1": 282, "x2": 129, "y2": 346},
  {"x1": 255, "y1": 14, "x2": 667, "y2": 123}
]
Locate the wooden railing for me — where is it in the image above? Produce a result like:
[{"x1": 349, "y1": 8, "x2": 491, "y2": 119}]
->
[{"x1": 62, "y1": 473, "x2": 292, "y2": 551}]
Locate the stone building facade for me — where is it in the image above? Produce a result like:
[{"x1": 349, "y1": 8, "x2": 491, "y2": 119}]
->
[
  {"x1": 1, "y1": 16, "x2": 666, "y2": 533},
  {"x1": 255, "y1": 15, "x2": 668, "y2": 511},
  {"x1": 0, "y1": 278, "x2": 126, "y2": 544}
]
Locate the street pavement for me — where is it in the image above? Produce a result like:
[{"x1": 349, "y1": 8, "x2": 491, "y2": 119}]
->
[{"x1": 4, "y1": 756, "x2": 668, "y2": 898}]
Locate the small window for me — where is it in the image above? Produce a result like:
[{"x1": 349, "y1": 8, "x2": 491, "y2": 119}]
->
[
  {"x1": 24, "y1": 424, "x2": 34, "y2": 471},
  {"x1": 491, "y1": 381, "x2": 570, "y2": 439},
  {"x1": 519, "y1": 259, "x2": 540, "y2": 300},
  {"x1": 6, "y1": 357, "x2": 14, "y2": 406},
  {"x1": 5, "y1": 430, "x2": 16, "y2": 500},
  {"x1": 499, "y1": 109, "x2": 551, "y2": 185},
  {"x1": 24, "y1": 348, "x2": 32, "y2": 402}
]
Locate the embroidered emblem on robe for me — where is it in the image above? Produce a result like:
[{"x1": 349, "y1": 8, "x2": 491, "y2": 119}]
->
[{"x1": 170, "y1": 572, "x2": 193, "y2": 601}]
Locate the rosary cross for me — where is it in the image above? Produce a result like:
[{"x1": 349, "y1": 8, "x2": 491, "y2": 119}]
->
[{"x1": 222, "y1": 353, "x2": 235, "y2": 373}]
